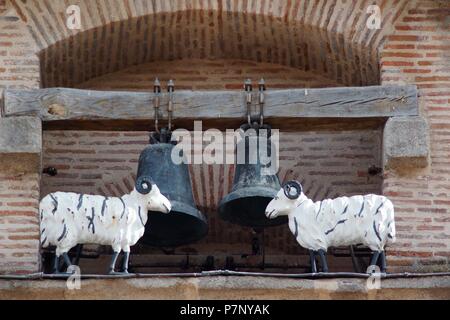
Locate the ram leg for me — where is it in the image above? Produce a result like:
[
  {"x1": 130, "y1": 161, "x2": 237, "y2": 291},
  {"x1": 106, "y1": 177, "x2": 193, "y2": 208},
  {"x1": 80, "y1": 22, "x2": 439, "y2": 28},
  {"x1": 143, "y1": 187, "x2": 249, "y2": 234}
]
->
[
  {"x1": 379, "y1": 251, "x2": 387, "y2": 273},
  {"x1": 369, "y1": 251, "x2": 380, "y2": 272},
  {"x1": 62, "y1": 252, "x2": 73, "y2": 268},
  {"x1": 318, "y1": 249, "x2": 329, "y2": 273},
  {"x1": 52, "y1": 253, "x2": 73, "y2": 275},
  {"x1": 73, "y1": 244, "x2": 83, "y2": 266},
  {"x1": 122, "y1": 252, "x2": 130, "y2": 274},
  {"x1": 53, "y1": 254, "x2": 60, "y2": 274},
  {"x1": 108, "y1": 251, "x2": 120, "y2": 274},
  {"x1": 309, "y1": 250, "x2": 317, "y2": 273}
]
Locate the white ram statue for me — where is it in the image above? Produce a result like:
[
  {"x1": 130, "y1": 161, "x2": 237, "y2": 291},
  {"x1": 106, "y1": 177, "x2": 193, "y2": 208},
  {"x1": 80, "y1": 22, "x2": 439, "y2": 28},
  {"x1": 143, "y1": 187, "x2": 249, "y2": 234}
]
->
[
  {"x1": 265, "y1": 180, "x2": 396, "y2": 273},
  {"x1": 40, "y1": 175, "x2": 171, "y2": 274}
]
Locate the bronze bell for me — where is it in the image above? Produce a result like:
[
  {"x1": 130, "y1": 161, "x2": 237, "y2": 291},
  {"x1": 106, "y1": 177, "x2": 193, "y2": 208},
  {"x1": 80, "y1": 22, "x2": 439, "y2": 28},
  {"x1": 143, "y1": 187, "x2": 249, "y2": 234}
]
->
[
  {"x1": 218, "y1": 125, "x2": 287, "y2": 227},
  {"x1": 136, "y1": 131, "x2": 208, "y2": 247}
]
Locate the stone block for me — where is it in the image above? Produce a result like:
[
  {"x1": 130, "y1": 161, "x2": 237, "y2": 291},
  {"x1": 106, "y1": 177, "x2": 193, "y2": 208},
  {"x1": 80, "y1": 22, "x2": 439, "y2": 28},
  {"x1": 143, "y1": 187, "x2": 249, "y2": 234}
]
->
[
  {"x1": 383, "y1": 116, "x2": 429, "y2": 169},
  {"x1": 0, "y1": 116, "x2": 42, "y2": 173}
]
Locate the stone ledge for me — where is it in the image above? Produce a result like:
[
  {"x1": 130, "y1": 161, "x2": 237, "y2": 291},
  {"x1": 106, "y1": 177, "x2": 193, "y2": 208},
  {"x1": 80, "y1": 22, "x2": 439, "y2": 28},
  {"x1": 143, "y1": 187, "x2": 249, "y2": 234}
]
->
[
  {"x1": 0, "y1": 116, "x2": 42, "y2": 173},
  {"x1": 383, "y1": 116, "x2": 429, "y2": 170},
  {"x1": 0, "y1": 275, "x2": 448, "y2": 300}
]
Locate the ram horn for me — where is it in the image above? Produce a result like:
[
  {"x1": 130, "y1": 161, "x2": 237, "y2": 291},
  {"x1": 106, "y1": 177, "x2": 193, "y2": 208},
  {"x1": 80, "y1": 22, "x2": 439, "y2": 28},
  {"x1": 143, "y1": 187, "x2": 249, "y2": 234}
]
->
[
  {"x1": 283, "y1": 180, "x2": 302, "y2": 199},
  {"x1": 135, "y1": 176, "x2": 154, "y2": 194}
]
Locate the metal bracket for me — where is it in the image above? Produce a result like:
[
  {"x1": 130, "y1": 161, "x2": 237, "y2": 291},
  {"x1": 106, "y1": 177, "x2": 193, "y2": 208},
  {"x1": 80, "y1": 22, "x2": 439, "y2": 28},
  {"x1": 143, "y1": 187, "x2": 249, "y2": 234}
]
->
[
  {"x1": 153, "y1": 78, "x2": 161, "y2": 133},
  {"x1": 167, "y1": 79, "x2": 174, "y2": 132},
  {"x1": 244, "y1": 79, "x2": 252, "y2": 125},
  {"x1": 258, "y1": 78, "x2": 265, "y2": 126}
]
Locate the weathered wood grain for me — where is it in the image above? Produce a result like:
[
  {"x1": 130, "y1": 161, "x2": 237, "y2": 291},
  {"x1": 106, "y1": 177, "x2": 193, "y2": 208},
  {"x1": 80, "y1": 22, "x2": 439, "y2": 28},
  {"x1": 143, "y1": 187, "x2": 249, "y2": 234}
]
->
[
  {"x1": 4, "y1": 85, "x2": 418, "y2": 131},
  {"x1": 0, "y1": 89, "x2": 5, "y2": 118}
]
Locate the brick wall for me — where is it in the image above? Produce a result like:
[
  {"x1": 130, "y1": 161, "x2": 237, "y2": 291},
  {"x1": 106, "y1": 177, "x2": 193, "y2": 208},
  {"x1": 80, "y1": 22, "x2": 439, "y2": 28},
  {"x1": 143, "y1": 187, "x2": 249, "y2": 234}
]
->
[
  {"x1": 0, "y1": 4, "x2": 39, "y2": 90},
  {"x1": 381, "y1": 0, "x2": 450, "y2": 272},
  {"x1": 77, "y1": 58, "x2": 341, "y2": 91},
  {"x1": 27, "y1": 1, "x2": 409, "y2": 88},
  {"x1": 0, "y1": 0, "x2": 5, "y2": 14},
  {"x1": 0, "y1": 3, "x2": 40, "y2": 274},
  {"x1": 0, "y1": 173, "x2": 40, "y2": 274}
]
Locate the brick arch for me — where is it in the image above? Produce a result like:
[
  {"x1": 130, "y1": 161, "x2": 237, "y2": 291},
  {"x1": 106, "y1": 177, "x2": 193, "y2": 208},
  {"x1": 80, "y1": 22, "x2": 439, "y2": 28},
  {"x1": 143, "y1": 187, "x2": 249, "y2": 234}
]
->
[{"x1": 8, "y1": 0, "x2": 411, "y2": 88}]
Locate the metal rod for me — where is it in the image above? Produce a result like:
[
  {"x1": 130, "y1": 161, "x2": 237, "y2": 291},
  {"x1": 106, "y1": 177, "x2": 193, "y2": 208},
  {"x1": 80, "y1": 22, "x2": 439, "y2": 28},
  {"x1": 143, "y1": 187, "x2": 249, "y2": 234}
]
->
[
  {"x1": 167, "y1": 79, "x2": 174, "y2": 131},
  {"x1": 258, "y1": 78, "x2": 265, "y2": 126},
  {"x1": 153, "y1": 78, "x2": 161, "y2": 133},
  {"x1": 130, "y1": 262, "x2": 310, "y2": 270},
  {"x1": 0, "y1": 89, "x2": 4, "y2": 118},
  {"x1": 2, "y1": 271, "x2": 450, "y2": 280},
  {"x1": 244, "y1": 79, "x2": 252, "y2": 125}
]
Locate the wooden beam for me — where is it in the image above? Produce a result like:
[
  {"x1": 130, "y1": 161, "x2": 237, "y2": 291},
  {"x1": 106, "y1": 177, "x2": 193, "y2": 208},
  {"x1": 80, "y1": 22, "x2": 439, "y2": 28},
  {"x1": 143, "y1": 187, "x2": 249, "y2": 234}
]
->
[
  {"x1": 4, "y1": 85, "x2": 418, "y2": 131},
  {"x1": 0, "y1": 89, "x2": 5, "y2": 118}
]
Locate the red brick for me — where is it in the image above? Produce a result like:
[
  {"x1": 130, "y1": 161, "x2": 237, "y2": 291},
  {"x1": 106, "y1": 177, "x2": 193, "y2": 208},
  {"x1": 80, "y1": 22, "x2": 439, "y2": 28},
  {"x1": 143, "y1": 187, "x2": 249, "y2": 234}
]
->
[
  {"x1": 384, "y1": 191, "x2": 413, "y2": 197},
  {"x1": 0, "y1": 244, "x2": 37, "y2": 250},
  {"x1": 6, "y1": 202, "x2": 37, "y2": 207},
  {"x1": 382, "y1": 52, "x2": 423, "y2": 58},
  {"x1": 434, "y1": 200, "x2": 450, "y2": 205},
  {"x1": 8, "y1": 235, "x2": 39, "y2": 241},
  {"x1": 224, "y1": 83, "x2": 243, "y2": 90},
  {"x1": 418, "y1": 45, "x2": 450, "y2": 50},
  {"x1": 387, "y1": 251, "x2": 433, "y2": 258},
  {"x1": 435, "y1": 252, "x2": 450, "y2": 258},
  {"x1": 417, "y1": 242, "x2": 447, "y2": 248},
  {"x1": 395, "y1": 25, "x2": 436, "y2": 31},
  {"x1": 7, "y1": 227, "x2": 38, "y2": 233},
  {"x1": 416, "y1": 225, "x2": 445, "y2": 231},
  {"x1": 415, "y1": 76, "x2": 450, "y2": 82},
  {"x1": 384, "y1": 44, "x2": 415, "y2": 50},
  {"x1": 408, "y1": 9, "x2": 426, "y2": 14},
  {"x1": 403, "y1": 69, "x2": 431, "y2": 74},
  {"x1": 382, "y1": 61, "x2": 414, "y2": 67},
  {"x1": 403, "y1": 16, "x2": 440, "y2": 22},
  {"x1": 0, "y1": 210, "x2": 37, "y2": 217},
  {"x1": 387, "y1": 35, "x2": 426, "y2": 42}
]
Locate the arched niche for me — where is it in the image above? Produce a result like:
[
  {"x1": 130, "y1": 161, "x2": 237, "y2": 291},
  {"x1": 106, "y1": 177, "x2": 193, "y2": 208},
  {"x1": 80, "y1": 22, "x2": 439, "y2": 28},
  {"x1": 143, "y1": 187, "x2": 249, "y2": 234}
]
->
[{"x1": 39, "y1": 10, "x2": 381, "y2": 88}]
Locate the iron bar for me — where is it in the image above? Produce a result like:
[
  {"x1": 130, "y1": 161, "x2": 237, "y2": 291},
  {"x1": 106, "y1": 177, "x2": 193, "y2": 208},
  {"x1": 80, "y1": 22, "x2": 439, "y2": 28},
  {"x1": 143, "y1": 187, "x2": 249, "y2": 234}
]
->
[
  {"x1": 1, "y1": 271, "x2": 450, "y2": 280},
  {"x1": 244, "y1": 79, "x2": 252, "y2": 125},
  {"x1": 0, "y1": 89, "x2": 4, "y2": 117},
  {"x1": 258, "y1": 78, "x2": 265, "y2": 126},
  {"x1": 167, "y1": 79, "x2": 174, "y2": 131},
  {"x1": 153, "y1": 78, "x2": 161, "y2": 133}
]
